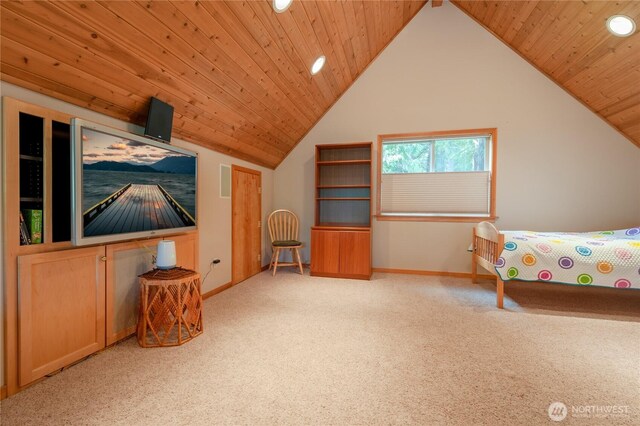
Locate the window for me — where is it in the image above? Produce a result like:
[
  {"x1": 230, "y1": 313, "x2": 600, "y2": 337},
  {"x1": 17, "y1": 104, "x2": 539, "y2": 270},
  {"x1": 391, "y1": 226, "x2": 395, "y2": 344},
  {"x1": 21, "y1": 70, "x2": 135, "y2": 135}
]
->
[{"x1": 376, "y1": 128, "x2": 497, "y2": 222}]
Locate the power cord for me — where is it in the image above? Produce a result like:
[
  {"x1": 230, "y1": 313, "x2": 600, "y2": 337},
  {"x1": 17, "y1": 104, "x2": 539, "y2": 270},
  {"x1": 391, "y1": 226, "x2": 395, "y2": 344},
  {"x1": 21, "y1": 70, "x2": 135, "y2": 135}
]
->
[{"x1": 202, "y1": 258, "x2": 220, "y2": 284}]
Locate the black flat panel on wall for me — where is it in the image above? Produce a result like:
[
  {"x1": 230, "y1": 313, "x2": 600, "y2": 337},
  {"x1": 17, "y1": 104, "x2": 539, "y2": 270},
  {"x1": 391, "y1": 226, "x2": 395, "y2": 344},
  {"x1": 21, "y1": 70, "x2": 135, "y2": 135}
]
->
[
  {"x1": 19, "y1": 112, "x2": 44, "y2": 206},
  {"x1": 52, "y1": 120, "x2": 71, "y2": 242},
  {"x1": 144, "y1": 97, "x2": 173, "y2": 143}
]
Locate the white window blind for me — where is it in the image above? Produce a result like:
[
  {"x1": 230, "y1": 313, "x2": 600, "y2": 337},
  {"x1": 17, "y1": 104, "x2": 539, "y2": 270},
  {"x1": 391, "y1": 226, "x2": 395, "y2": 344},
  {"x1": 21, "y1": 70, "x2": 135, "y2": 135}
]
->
[{"x1": 380, "y1": 171, "x2": 491, "y2": 216}]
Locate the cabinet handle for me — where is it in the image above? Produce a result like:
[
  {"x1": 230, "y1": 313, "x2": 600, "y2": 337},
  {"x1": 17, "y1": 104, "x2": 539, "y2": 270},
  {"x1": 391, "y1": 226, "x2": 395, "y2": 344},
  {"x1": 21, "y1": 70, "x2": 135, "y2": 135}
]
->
[{"x1": 100, "y1": 256, "x2": 107, "y2": 262}]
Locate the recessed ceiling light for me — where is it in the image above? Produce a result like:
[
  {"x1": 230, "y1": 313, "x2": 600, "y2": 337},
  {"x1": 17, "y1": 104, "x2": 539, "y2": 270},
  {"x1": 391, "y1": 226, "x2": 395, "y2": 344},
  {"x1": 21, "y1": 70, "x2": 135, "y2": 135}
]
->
[
  {"x1": 273, "y1": 0, "x2": 293, "y2": 13},
  {"x1": 606, "y1": 15, "x2": 636, "y2": 37},
  {"x1": 311, "y1": 55, "x2": 326, "y2": 75}
]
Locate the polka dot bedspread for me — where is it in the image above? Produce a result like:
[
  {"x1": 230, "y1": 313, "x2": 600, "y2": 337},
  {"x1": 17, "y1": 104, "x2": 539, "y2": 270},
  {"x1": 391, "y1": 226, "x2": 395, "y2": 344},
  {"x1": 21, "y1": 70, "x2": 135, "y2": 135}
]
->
[{"x1": 495, "y1": 227, "x2": 640, "y2": 289}]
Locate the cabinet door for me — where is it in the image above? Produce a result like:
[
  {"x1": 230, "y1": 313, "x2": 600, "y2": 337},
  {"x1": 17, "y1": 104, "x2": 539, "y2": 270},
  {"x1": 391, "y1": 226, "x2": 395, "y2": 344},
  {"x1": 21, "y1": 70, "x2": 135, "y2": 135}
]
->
[
  {"x1": 172, "y1": 233, "x2": 198, "y2": 271},
  {"x1": 105, "y1": 239, "x2": 160, "y2": 345},
  {"x1": 339, "y1": 231, "x2": 371, "y2": 277},
  {"x1": 18, "y1": 246, "x2": 106, "y2": 386},
  {"x1": 105, "y1": 233, "x2": 198, "y2": 345},
  {"x1": 311, "y1": 230, "x2": 341, "y2": 275}
]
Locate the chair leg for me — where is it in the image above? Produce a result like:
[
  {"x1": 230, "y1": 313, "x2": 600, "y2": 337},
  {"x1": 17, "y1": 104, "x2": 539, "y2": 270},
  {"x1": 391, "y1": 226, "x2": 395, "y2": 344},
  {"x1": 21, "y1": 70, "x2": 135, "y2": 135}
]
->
[
  {"x1": 272, "y1": 248, "x2": 280, "y2": 276},
  {"x1": 294, "y1": 248, "x2": 303, "y2": 275},
  {"x1": 268, "y1": 248, "x2": 276, "y2": 271}
]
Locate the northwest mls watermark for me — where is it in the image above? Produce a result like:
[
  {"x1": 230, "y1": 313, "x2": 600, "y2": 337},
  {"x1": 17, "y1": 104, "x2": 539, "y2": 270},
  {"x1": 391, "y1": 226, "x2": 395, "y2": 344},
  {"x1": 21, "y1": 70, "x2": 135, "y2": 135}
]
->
[{"x1": 548, "y1": 401, "x2": 631, "y2": 421}]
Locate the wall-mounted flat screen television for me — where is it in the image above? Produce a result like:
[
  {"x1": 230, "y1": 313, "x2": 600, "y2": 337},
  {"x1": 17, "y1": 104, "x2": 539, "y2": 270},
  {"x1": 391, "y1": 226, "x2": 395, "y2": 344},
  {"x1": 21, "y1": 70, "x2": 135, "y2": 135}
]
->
[{"x1": 71, "y1": 119, "x2": 197, "y2": 246}]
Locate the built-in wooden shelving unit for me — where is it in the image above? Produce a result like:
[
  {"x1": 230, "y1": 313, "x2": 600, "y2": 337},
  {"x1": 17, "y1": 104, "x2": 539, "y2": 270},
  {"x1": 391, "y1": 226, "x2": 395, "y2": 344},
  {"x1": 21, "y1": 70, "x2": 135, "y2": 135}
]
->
[{"x1": 311, "y1": 142, "x2": 372, "y2": 279}]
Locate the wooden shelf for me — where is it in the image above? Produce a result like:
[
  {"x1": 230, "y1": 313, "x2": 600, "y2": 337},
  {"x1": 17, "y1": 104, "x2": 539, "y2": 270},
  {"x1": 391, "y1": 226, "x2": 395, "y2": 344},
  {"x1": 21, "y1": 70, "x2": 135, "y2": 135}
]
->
[
  {"x1": 317, "y1": 184, "x2": 370, "y2": 189},
  {"x1": 16, "y1": 241, "x2": 73, "y2": 255},
  {"x1": 317, "y1": 197, "x2": 370, "y2": 201},
  {"x1": 19, "y1": 154, "x2": 43, "y2": 162},
  {"x1": 315, "y1": 142, "x2": 372, "y2": 228},
  {"x1": 317, "y1": 160, "x2": 371, "y2": 166},
  {"x1": 5, "y1": 99, "x2": 76, "y2": 396},
  {"x1": 312, "y1": 142, "x2": 372, "y2": 280},
  {"x1": 314, "y1": 223, "x2": 371, "y2": 229}
]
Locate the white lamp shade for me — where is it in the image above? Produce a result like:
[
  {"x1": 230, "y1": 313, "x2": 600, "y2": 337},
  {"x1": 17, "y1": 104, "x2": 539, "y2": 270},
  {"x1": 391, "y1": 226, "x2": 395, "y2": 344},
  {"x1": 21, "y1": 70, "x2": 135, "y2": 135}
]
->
[{"x1": 156, "y1": 240, "x2": 177, "y2": 269}]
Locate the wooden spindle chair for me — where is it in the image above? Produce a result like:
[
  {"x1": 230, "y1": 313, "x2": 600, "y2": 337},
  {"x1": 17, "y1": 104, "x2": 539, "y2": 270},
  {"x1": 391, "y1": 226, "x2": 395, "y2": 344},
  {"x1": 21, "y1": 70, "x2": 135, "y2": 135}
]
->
[{"x1": 267, "y1": 209, "x2": 304, "y2": 276}]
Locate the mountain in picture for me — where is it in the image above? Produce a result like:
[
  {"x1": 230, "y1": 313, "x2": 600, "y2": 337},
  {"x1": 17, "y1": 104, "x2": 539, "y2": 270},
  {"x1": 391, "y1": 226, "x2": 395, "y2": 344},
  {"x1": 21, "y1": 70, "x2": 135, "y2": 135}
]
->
[
  {"x1": 150, "y1": 156, "x2": 196, "y2": 174},
  {"x1": 83, "y1": 156, "x2": 195, "y2": 174},
  {"x1": 83, "y1": 161, "x2": 158, "y2": 173}
]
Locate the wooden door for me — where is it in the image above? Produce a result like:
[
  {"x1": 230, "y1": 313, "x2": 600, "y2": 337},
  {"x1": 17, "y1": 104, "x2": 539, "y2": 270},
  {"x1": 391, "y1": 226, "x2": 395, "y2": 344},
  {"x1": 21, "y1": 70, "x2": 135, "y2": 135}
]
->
[
  {"x1": 18, "y1": 246, "x2": 106, "y2": 386},
  {"x1": 310, "y1": 229, "x2": 341, "y2": 275},
  {"x1": 232, "y1": 165, "x2": 262, "y2": 284},
  {"x1": 339, "y1": 231, "x2": 371, "y2": 277}
]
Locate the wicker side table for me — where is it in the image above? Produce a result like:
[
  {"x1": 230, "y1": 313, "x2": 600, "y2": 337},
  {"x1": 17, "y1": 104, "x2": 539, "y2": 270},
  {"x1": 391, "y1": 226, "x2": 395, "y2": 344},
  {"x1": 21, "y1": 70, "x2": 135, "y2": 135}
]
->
[{"x1": 137, "y1": 267, "x2": 203, "y2": 348}]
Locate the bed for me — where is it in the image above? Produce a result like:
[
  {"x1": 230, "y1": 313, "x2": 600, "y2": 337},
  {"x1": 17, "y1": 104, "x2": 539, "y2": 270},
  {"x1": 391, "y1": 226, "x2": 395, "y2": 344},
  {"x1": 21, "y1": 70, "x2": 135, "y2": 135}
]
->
[{"x1": 471, "y1": 221, "x2": 640, "y2": 308}]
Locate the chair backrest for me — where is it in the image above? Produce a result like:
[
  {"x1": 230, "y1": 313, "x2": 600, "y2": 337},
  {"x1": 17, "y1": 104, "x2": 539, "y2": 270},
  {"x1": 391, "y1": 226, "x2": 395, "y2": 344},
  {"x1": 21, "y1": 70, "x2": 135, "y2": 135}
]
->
[{"x1": 267, "y1": 210, "x2": 299, "y2": 243}]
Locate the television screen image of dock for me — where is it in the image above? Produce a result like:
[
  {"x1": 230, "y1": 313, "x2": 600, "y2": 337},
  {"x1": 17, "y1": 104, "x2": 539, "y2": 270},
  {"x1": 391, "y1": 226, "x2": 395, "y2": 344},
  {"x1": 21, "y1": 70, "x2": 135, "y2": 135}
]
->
[{"x1": 81, "y1": 128, "x2": 196, "y2": 237}]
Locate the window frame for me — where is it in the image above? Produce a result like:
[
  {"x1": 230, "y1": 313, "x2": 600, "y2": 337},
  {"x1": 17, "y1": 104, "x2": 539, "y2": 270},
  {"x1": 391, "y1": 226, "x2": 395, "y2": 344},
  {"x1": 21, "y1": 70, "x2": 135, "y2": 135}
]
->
[{"x1": 376, "y1": 128, "x2": 497, "y2": 223}]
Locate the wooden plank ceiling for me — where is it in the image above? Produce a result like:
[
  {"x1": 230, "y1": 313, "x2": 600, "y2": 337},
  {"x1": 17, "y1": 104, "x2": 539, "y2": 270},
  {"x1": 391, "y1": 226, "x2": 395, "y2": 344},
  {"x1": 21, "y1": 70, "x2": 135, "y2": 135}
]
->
[
  {"x1": 2, "y1": 1, "x2": 638, "y2": 169},
  {"x1": 0, "y1": 0, "x2": 426, "y2": 168},
  {"x1": 453, "y1": 0, "x2": 640, "y2": 149}
]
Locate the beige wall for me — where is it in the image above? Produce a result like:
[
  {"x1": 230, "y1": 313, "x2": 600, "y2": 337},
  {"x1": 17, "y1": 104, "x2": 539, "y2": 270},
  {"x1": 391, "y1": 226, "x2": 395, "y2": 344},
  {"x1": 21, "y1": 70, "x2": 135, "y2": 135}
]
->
[
  {"x1": 0, "y1": 82, "x2": 274, "y2": 387},
  {"x1": 274, "y1": 2, "x2": 640, "y2": 271}
]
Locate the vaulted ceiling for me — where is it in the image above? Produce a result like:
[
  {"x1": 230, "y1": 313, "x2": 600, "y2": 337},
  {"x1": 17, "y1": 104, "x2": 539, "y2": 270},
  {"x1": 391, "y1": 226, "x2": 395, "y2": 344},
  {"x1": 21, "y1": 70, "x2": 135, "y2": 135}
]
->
[
  {"x1": 453, "y1": 0, "x2": 640, "y2": 150},
  {"x1": 0, "y1": 0, "x2": 425, "y2": 168},
  {"x1": 1, "y1": 1, "x2": 639, "y2": 170}
]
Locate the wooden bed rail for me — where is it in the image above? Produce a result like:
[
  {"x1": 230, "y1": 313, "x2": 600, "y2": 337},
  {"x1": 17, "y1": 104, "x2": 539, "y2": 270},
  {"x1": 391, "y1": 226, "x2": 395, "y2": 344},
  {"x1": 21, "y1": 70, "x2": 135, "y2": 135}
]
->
[{"x1": 471, "y1": 221, "x2": 506, "y2": 308}]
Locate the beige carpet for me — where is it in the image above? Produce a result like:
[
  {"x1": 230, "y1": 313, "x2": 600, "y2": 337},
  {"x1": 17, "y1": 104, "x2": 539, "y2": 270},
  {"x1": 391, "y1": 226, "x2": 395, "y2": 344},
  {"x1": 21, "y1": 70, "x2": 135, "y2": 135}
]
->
[{"x1": 1, "y1": 271, "x2": 639, "y2": 425}]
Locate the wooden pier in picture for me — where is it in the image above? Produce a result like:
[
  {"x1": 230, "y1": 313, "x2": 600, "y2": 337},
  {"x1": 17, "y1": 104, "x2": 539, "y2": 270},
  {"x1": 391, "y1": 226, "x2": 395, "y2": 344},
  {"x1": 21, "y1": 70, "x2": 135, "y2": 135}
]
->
[{"x1": 83, "y1": 183, "x2": 195, "y2": 236}]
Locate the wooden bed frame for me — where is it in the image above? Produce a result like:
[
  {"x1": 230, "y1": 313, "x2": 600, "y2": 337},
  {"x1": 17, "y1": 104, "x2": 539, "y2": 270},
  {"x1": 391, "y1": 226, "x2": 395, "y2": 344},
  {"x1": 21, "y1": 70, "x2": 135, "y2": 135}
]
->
[
  {"x1": 473, "y1": 222, "x2": 640, "y2": 309},
  {"x1": 471, "y1": 221, "x2": 506, "y2": 308}
]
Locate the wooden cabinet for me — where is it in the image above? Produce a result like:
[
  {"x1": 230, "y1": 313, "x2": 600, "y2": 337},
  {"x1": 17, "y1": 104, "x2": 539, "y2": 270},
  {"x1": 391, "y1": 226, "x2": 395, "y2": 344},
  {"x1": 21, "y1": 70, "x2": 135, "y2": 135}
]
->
[
  {"x1": 311, "y1": 142, "x2": 372, "y2": 279},
  {"x1": 339, "y1": 230, "x2": 371, "y2": 276},
  {"x1": 3, "y1": 98, "x2": 201, "y2": 396},
  {"x1": 18, "y1": 246, "x2": 106, "y2": 386},
  {"x1": 311, "y1": 228, "x2": 371, "y2": 279},
  {"x1": 105, "y1": 238, "x2": 161, "y2": 346},
  {"x1": 16, "y1": 233, "x2": 198, "y2": 385},
  {"x1": 105, "y1": 233, "x2": 198, "y2": 345},
  {"x1": 310, "y1": 229, "x2": 341, "y2": 274},
  {"x1": 3, "y1": 98, "x2": 76, "y2": 395},
  {"x1": 5, "y1": 98, "x2": 73, "y2": 247}
]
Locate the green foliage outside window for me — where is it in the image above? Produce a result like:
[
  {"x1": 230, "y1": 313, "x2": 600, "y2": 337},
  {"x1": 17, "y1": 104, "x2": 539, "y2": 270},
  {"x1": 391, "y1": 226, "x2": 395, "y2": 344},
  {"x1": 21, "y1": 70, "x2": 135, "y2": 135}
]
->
[
  {"x1": 382, "y1": 138, "x2": 487, "y2": 174},
  {"x1": 382, "y1": 142, "x2": 431, "y2": 173}
]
